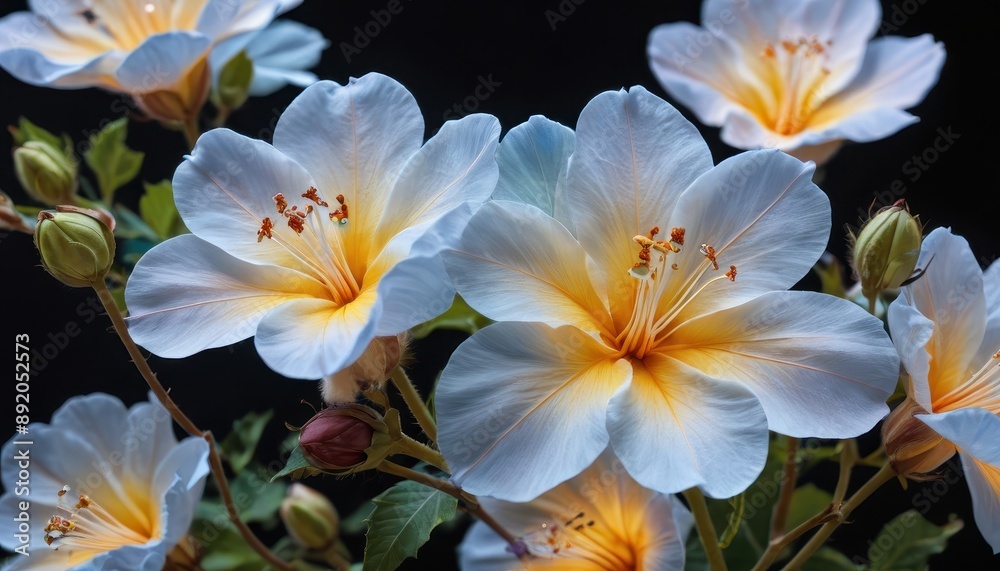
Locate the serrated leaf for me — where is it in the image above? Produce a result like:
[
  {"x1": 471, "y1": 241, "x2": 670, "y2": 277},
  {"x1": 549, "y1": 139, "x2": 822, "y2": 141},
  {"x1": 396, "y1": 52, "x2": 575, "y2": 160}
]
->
[
  {"x1": 362, "y1": 480, "x2": 458, "y2": 571},
  {"x1": 10, "y1": 116, "x2": 63, "y2": 149},
  {"x1": 866, "y1": 510, "x2": 962, "y2": 571},
  {"x1": 272, "y1": 445, "x2": 321, "y2": 482},
  {"x1": 343, "y1": 501, "x2": 376, "y2": 535},
  {"x1": 222, "y1": 410, "x2": 274, "y2": 474},
  {"x1": 139, "y1": 179, "x2": 185, "y2": 240},
  {"x1": 84, "y1": 118, "x2": 144, "y2": 202},
  {"x1": 410, "y1": 295, "x2": 492, "y2": 339}
]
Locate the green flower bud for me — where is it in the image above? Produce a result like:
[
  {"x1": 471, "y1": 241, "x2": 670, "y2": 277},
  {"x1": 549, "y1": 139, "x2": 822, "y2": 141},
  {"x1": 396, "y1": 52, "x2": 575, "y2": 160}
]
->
[
  {"x1": 850, "y1": 199, "x2": 922, "y2": 305},
  {"x1": 298, "y1": 404, "x2": 402, "y2": 475},
  {"x1": 212, "y1": 50, "x2": 254, "y2": 111},
  {"x1": 280, "y1": 483, "x2": 340, "y2": 550},
  {"x1": 14, "y1": 140, "x2": 78, "y2": 206},
  {"x1": 34, "y1": 207, "x2": 116, "y2": 287}
]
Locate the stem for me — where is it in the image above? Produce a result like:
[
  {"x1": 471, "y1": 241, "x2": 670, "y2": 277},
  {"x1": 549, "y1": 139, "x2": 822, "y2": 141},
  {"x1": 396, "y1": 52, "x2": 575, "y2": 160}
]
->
[
  {"x1": 832, "y1": 440, "x2": 860, "y2": 505},
  {"x1": 751, "y1": 505, "x2": 837, "y2": 571},
  {"x1": 389, "y1": 365, "x2": 438, "y2": 443},
  {"x1": 683, "y1": 487, "x2": 728, "y2": 571},
  {"x1": 93, "y1": 283, "x2": 292, "y2": 571},
  {"x1": 376, "y1": 460, "x2": 529, "y2": 562},
  {"x1": 780, "y1": 463, "x2": 895, "y2": 571},
  {"x1": 182, "y1": 116, "x2": 200, "y2": 150},
  {"x1": 770, "y1": 436, "x2": 800, "y2": 540},
  {"x1": 394, "y1": 433, "x2": 449, "y2": 472}
]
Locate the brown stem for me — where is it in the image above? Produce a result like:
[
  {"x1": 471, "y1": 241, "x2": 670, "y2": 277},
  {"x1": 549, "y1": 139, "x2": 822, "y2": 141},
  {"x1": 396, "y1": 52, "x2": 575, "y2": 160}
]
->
[
  {"x1": 770, "y1": 436, "x2": 800, "y2": 540},
  {"x1": 93, "y1": 283, "x2": 292, "y2": 571},
  {"x1": 751, "y1": 505, "x2": 838, "y2": 571}
]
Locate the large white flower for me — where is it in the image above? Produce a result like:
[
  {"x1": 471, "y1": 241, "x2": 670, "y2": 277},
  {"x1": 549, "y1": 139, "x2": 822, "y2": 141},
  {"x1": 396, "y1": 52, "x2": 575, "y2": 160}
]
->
[
  {"x1": 647, "y1": 0, "x2": 945, "y2": 164},
  {"x1": 0, "y1": 0, "x2": 312, "y2": 121},
  {"x1": 459, "y1": 450, "x2": 692, "y2": 570},
  {"x1": 124, "y1": 72, "x2": 500, "y2": 397},
  {"x1": 436, "y1": 88, "x2": 899, "y2": 502},
  {"x1": 0, "y1": 393, "x2": 209, "y2": 570},
  {"x1": 886, "y1": 227, "x2": 1000, "y2": 553}
]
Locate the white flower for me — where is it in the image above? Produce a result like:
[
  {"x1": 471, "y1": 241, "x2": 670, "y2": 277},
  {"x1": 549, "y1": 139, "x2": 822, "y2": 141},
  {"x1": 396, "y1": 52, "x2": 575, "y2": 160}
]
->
[
  {"x1": 124, "y1": 72, "x2": 500, "y2": 398},
  {"x1": 0, "y1": 393, "x2": 209, "y2": 570},
  {"x1": 459, "y1": 451, "x2": 692, "y2": 570},
  {"x1": 436, "y1": 88, "x2": 899, "y2": 502},
  {"x1": 0, "y1": 0, "x2": 307, "y2": 121},
  {"x1": 647, "y1": 0, "x2": 945, "y2": 164},
  {"x1": 887, "y1": 227, "x2": 1000, "y2": 553}
]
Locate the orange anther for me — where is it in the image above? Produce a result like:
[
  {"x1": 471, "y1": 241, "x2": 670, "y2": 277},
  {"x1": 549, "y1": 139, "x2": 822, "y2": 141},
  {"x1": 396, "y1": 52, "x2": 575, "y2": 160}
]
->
[
  {"x1": 257, "y1": 217, "x2": 274, "y2": 242},
  {"x1": 725, "y1": 265, "x2": 738, "y2": 281},
  {"x1": 273, "y1": 193, "x2": 288, "y2": 214}
]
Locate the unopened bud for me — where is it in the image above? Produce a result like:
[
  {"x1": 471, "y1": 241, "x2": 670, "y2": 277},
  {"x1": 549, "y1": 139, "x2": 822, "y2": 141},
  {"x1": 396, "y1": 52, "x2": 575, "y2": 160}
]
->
[
  {"x1": 14, "y1": 140, "x2": 78, "y2": 206},
  {"x1": 34, "y1": 206, "x2": 116, "y2": 287},
  {"x1": 883, "y1": 397, "x2": 956, "y2": 480},
  {"x1": 280, "y1": 483, "x2": 340, "y2": 549},
  {"x1": 298, "y1": 404, "x2": 401, "y2": 475},
  {"x1": 850, "y1": 200, "x2": 922, "y2": 304},
  {"x1": 135, "y1": 58, "x2": 211, "y2": 123},
  {"x1": 212, "y1": 50, "x2": 254, "y2": 111},
  {"x1": 322, "y1": 332, "x2": 408, "y2": 404}
]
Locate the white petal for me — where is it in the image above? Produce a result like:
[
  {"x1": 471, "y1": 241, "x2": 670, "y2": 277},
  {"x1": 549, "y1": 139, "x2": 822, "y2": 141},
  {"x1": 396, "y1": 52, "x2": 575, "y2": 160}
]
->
[
  {"x1": 814, "y1": 35, "x2": 946, "y2": 128},
  {"x1": 375, "y1": 113, "x2": 500, "y2": 246},
  {"x1": 918, "y1": 408, "x2": 1000, "y2": 466},
  {"x1": 975, "y1": 259, "x2": 1000, "y2": 367},
  {"x1": 0, "y1": 12, "x2": 118, "y2": 87},
  {"x1": 444, "y1": 200, "x2": 612, "y2": 334},
  {"x1": 493, "y1": 115, "x2": 577, "y2": 233},
  {"x1": 670, "y1": 291, "x2": 898, "y2": 437},
  {"x1": 125, "y1": 234, "x2": 328, "y2": 359},
  {"x1": 958, "y1": 453, "x2": 1000, "y2": 554},
  {"x1": 666, "y1": 150, "x2": 827, "y2": 321},
  {"x1": 172, "y1": 128, "x2": 320, "y2": 273},
  {"x1": 893, "y1": 228, "x2": 986, "y2": 404},
  {"x1": 197, "y1": 0, "x2": 293, "y2": 40},
  {"x1": 607, "y1": 354, "x2": 768, "y2": 498},
  {"x1": 154, "y1": 438, "x2": 211, "y2": 547},
  {"x1": 567, "y1": 86, "x2": 714, "y2": 327},
  {"x1": 436, "y1": 322, "x2": 626, "y2": 501},
  {"x1": 272, "y1": 73, "x2": 424, "y2": 265},
  {"x1": 888, "y1": 290, "x2": 935, "y2": 410},
  {"x1": 243, "y1": 19, "x2": 327, "y2": 95},
  {"x1": 116, "y1": 32, "x2": 212, "y2": 92},
  {"x1": 254, "y1": 292, "x2": 380, "y2": 379},
  {"x1": 459, "y1": 520, "x2": 521, "y2": 571}
]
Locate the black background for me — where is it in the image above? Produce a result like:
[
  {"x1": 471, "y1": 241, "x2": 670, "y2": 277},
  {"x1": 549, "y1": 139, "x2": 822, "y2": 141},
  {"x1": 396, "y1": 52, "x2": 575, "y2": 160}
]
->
[{"x1": 1, "y1": 1, "x2": 997, "y2": 569}]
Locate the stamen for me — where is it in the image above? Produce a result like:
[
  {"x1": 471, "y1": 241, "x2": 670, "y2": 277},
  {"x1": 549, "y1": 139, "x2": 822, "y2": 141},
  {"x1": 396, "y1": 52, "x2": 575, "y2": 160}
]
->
[
  {"x1": 273, "y1": 193, "x2": 288, "y2": 214},
  {"x1": 725, "y1": 265, "x2": 738, "y2": 281},
  {"x1": 302, "y1": 186, "x2": 329, "y2": 207},
  {"x1": 700, "y1": 243, "x2": 719, "y2": 270},
  {"x1": 330, "y1": 194, "x2": 349, "y2": 224},
  {"x1": 670, "y1": 227, "x2": 685, "y2": 245},
  {"x1": 44, "y1": 486, "x2": 150, "y2": 552},
  {"x1": 257, "y1": 217, "x2": 274, "y2": 242}
]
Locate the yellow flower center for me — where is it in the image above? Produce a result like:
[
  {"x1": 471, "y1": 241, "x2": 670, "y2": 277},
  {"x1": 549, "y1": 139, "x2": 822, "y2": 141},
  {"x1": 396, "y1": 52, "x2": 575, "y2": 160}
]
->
[
  {"x1": 615, "y1": 226, "x2": 737, "y2": 360},
  {"x1": 756, "y1": 36, "x2": 833, "y2": 136},
  {"x1": 77, "y1": 0, "x2": 211, "y2": 50},
  {"x1": 257, "y1": 187, "x2": 360, "y2": 305},
  {"x1": 522, "y1": 511, "x2": 639, "y2": 570},
  {"x1": 44, "y1": 485, "x2": 158, "y2": 554},
  {"x1": 935, "y1": 349, "x2": 1000, "y2": 413}
]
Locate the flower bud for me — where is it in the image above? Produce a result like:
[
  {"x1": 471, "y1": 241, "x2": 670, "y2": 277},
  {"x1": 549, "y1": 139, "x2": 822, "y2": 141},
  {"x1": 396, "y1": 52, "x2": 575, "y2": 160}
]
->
[
  {"x1": 321, "y1": 332, "x2": 408, "y2": 404},
  {"x1": 135, "y1": 58, "x2": 211, "y2": 123},
  {"x1": 298, "y1": 404, "x2": 402, "y2": 475},
  {"x1": 882, "y1": 397, "x2": 957, "y2": 480},
  {"x1": 280, "y1": 483, "x2": 340, "y2": 550},
  {"x1": 0, "y1": 190, "x2": 33, "y2": 234},
  {"x1": 850, "y1": 200, "x2": 922, "y2": 304},
  {"x1": 14, "y1": 140, "x2": 78, "y2": 206},
  {"x1": 34, "y1": 206, "x2": 116, "y2": 287},
  {"x1": 212, "y1": 50, "x2": 254, "y2": 111}
]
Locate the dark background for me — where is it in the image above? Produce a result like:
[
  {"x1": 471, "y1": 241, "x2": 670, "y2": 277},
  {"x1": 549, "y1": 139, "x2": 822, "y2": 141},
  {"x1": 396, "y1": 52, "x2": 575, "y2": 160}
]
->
[{"x1": 1, "y1": 1, "x2": 997, "y2": 569}]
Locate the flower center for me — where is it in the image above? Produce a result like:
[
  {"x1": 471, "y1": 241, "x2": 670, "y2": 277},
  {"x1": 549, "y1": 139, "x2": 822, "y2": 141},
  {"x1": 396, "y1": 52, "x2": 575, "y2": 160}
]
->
[
  {"x1": 936, "y1": 349, "x2": 1000, "y2": 413},
  {"x1": 616, "y1": 226, "x2": 737, "y2": 359},
  {"x1": 257, "y1": 187, "x2": 360, "y2": 305},
  {"x1": 77, "y1": 0, "x2": 210, "y2": 50},
  {"x1": 759, "y1": 36, "x2": 833, "y2": 136},
  {"x1": 44, "y1": 485, "x2": 153, "y2": 553},
  {"x1": 519, "y1": 511, "x2": 638, "y2": 570}
]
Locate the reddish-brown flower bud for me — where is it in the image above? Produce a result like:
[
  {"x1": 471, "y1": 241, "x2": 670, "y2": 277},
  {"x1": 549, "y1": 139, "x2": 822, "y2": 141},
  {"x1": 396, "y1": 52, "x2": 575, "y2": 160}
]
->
[
  {"x1": 882, "y1": 397, "x2": 957, "y2": 480},
  {"x1": 297, "y1": 404, "x2": 402, "y2": 475}
]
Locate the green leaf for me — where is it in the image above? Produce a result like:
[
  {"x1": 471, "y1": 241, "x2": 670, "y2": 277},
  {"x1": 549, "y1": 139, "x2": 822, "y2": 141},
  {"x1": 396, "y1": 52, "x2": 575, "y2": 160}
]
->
[
  {"x1": 802, "y1": 547, "x2": 864, "y2": 571},
  {"x1": 10, "y1": 116, "x2": 64, "y2": 149},
  {"x1": 865, "y1": 510, "x2": 962, "y2": 570},
  {"x1": 784, "y1": 484, "x2": 833, "y2": 533},
  {"x1": 272, "y1": 445, "x2": 322, "y2": 482},
  {"x1": 410, "y1": 295, "x2": 492, "y2": 339},
  {"x1": 362, "y1": 480, "x2": 458, "y2": 571},
  {"x1": 228, "y1": 467, "x2": 288, "y2": 524},
  {"x1": 192, "y1": 506, "x2": 270, "y2": 571},
  {"x1": 222, "y1": 410, "x2": 274, "y2": 475},
  {"x1": 343, "y1": 501, "x2": 376, "y2": 535},
  {"x1": 138, "y1": 179, "x2": 185, "y2": 240},
  {"x1": 213, "y1": 50, "x2": 254, "y2": 110},
  {"x1": 84, "y1": 118, "x2": 144, "y2": 202}
]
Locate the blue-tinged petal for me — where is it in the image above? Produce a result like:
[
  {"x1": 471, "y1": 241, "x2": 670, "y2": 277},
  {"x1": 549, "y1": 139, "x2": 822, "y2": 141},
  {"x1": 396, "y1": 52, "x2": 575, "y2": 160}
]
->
[
  {"x1": 125, "y1": 234, "x2": 329, "y2": 359},
  {"x1": 116, "y1": 31, "x2": 212, "y2": 92},
  {"x1": 272, "y1": 73, "x2": 424, "y2": 267},
  {"x1": 892, "y1": 228, "x2": 986, "y2": 406},
  {"x1": 493, "y1": 115, "x2": 576, "y2": 233},
  {"x1": 197, "y1": 0, "x2": 300, "y2": 40},
  {"x1": 444, "y1": 200, "x2": 613, "y2": 334},
  {"x1": 888, "y1": 292, "x2": 935, "y2": 411},
  {"x1": 245, "y1": 19, "x2": 327, "y2": 95},
  {"x1": 975, "y1": 259, "x2": 1000, "y2": 368},
  {"x1": 669, "y1": 291, "x2": 897, "y2": 438},
  {"x1": 0, "y1": 12, "x2": 118, "y2": 88},
  {"x1": 172, "y1": 128, "x2": 320, "y2": 272},
  {"x1": 567, "y1": 86, "x2": 714, "y2": 330},
  {"x1": 665, "y1": 149, "x2": 826, "y2": 321},
  {"x1": 153, "y1": 438, "x2": 211, "y2": 546},
  {"x1": 375, "y1": 113, "x2": 500, "y2": 248},
  {"x1": 437, "y1": 322, "x2": 626, "y2": 502},
  {"x1": 959, "y1": 454, "x2": 1000, "y2": 554},
  {"x1": 254, "y1": 292, "x2": 380, "y2": 380},
  {"x1": 607, "y1": 354, "x2": 768, "y2": 498}
]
